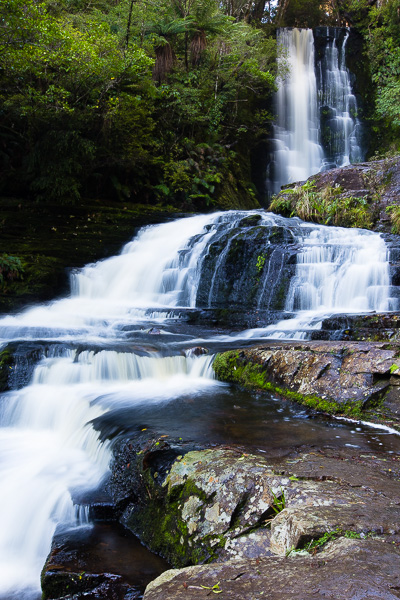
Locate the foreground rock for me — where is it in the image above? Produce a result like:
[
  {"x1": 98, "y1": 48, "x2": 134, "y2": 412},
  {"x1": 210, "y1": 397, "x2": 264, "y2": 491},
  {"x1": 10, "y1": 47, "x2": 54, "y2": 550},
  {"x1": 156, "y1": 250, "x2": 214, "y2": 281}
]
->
[
  {"x1": 213, "y1": 340, "x2": 400, "y2": 428},
  {"x1": 107, "y1": 437, "x2": 400, "y2": 599},
  {"x1": 143, "y1": 538, "x2": 400, "y2": 599},
  {"x1": 42, "y1": 430, "x2": 400, "y2": 599},
  {"x1": 109, "y1": 433, "x2": 400, "y2": 565}
]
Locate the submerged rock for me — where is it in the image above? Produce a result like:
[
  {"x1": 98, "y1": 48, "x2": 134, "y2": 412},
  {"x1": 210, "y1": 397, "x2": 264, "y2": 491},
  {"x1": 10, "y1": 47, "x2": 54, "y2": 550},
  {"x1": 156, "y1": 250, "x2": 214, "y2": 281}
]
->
[{"x1": 41, "y1": 522, "x2": 169, "y2": 600}]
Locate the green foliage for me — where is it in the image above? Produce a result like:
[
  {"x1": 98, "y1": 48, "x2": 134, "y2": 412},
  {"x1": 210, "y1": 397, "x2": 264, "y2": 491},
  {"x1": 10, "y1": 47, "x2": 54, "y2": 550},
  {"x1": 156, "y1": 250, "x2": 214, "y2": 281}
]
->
[
  {"x1": 270, "y1": 488, "x2": 285, "y2": 514},
  {"x1": 386, "y1": 204, "x2": 400, "y2": 234},
  {"x1": 256, "y1": 254, "x2": 266, "y2": 273},
  {"x1": 0, "y1": 254, "x2": 24, "y2": 287},
  {"x1": 303, "y1": 528, "x2": 363, "y2": 553},
  {"x1": 0, "y1": 0, "x2": 276, "y2": 206},
  {"x1": 342, "y1": 0, "x2": 400, "y2": 146},
  {"x1": 270, "y1": 181, "x2": 374, "y2": 229}
]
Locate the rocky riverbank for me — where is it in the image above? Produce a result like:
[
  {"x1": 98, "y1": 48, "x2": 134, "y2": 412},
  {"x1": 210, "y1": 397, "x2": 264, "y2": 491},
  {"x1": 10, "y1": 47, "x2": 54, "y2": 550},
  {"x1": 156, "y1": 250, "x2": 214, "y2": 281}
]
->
[
  {"x1": 213, "y1": 339, "x2": 400, "y2": 430},
  {"x1": 41, "y1": 433, "x2": 400, "y2": 599}
]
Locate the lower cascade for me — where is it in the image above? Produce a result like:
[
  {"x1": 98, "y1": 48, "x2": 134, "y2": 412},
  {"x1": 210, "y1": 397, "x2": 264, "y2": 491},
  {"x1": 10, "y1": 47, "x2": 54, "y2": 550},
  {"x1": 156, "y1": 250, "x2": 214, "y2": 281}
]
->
[{"x1": 0, "y1": 210, "x2": 398, "y2": 598}]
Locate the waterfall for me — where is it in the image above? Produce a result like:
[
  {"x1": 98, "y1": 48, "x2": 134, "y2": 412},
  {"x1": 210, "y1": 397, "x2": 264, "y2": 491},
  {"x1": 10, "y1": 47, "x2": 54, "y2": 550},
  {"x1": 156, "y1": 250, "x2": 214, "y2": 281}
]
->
[
  {"x1": 268, "y1": 28, "x2": 324, "y2": 195},
  {"x1": 0, "y1": 344, "x2": 217, "y2": 599},
  {"x1": 267, "y1": 27, "x2": 364, "y2": 195},
  {"x1": 318, "y1": 28, "x2": 364, "y2": 169},
  {"x1": 0, "y1": 210, "x2": 397, "y2": 598}
]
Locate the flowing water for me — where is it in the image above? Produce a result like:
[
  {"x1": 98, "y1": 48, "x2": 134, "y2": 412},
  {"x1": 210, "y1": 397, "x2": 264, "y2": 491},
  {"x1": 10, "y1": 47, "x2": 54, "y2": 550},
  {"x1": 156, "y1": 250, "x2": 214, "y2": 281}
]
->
[
  {"x1": 318, "y1": 27, "x2": 364, "y2": 169},
  {"x1": 267, "y1": 27, "x2": 364, "y2": 194},
  {"x1": 268, "y1": 28, "x2": 324, "y2": 194},
  {"x1": 0, "y1": 211, "x2": 399, "y2": 599}
]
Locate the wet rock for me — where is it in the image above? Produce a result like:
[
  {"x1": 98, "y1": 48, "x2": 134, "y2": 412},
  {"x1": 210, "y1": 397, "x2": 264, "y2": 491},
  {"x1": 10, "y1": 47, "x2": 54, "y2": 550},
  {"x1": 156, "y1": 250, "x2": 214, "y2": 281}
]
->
[
  {"x1": 0, "y1": 345, "x2": 14, "y2": 392},
  {"x1": 143, "y1": 538, "x2": 400, "y2": 600},
  {"x1": 213, "y1": 341, "x2": 400, "y2": 426},
  {"x1": 317, "y1": 312, "x2": 400, "y2": 342},
  {"x1": 195, "y1": 220, "x2": 297, "y2": 311},
  {"x1": 109, "y1": 438, "x2": 400, "y2": 569},
  {"x1": 185, "y1": 347, "x2": 209, "y2": 357},
  {"x1": 41, "y1": 522, "x2": 169, "y2": 600}
]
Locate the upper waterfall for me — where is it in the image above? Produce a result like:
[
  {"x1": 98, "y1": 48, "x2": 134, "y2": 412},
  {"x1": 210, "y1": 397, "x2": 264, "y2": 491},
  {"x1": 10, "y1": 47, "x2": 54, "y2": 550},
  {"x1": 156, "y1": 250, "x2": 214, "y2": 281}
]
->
[
  {"x1": 268, "y1": 28, "x2": 324, "y2": 195},
  {"x1": 267, "y1": 27, "x2": 365, "y2": 195}
]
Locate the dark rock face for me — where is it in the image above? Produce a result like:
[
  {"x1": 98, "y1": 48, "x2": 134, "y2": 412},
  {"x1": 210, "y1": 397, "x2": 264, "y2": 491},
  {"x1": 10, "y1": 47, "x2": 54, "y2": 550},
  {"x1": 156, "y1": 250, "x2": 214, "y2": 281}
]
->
[
  {"x1": 0, "y1": 345, "x2": 14, "y2": 392},
  {"x1": 195, "y1": 217, "x2": 297, "y2": 311},
  {"x1": 213, "y1": 341, "x2": 400, "y2": 426}
]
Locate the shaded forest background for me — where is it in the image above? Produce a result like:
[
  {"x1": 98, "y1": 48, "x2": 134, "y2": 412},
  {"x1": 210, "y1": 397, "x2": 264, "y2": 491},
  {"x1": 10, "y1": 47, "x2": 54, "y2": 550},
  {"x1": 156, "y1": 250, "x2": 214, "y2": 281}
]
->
[{"x1": 1, "y1": 0, "x2": 400, "y2": 210}]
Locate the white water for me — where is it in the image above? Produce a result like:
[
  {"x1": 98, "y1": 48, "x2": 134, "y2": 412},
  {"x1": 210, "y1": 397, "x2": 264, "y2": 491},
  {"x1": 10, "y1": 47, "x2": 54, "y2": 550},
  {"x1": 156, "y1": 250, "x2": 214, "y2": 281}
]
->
[
  {"x1": 318, "y1": 28, "x2": 363, "y2": 168},
  {"x1": 268, "y1": 28, "x2": 324, "y2": 194},
  {"x1": 237, "y1": 221, "x2": 396, "y2": 340},
  {"x1": 0, "y1": 211, "x2": 397, "y2": 597},
  {"x1": 0, "y1": 343, "x2": 216, "y2": 598},
  {"x1": 268, "y1": 27, "x2": 364, "y2": 195}
]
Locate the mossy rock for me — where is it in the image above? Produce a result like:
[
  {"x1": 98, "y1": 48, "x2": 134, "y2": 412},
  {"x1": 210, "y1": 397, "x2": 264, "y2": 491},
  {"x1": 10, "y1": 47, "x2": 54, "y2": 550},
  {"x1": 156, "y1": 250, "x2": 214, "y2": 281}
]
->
[{"x1": 0, "y1": 347, "x2": 14, "y2": 392}]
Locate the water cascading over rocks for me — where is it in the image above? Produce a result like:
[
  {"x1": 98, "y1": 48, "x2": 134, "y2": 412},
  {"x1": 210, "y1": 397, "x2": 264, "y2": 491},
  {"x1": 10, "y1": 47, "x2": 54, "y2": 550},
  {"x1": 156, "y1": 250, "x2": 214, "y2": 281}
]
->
[
  {"x1": 317, "y1": 27, "x2": 364, "y2": 169},
  {"x1": 267, "y1": 27, "x2": 365, "y2": 195},
  {"x1": 0, "y1": 211, "x2": 398, "y2": 599}
]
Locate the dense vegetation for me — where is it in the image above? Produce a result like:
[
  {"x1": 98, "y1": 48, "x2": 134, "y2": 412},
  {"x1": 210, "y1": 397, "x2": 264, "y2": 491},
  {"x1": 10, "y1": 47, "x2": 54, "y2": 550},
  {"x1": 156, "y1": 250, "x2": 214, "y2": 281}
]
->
[
  {"x1": 0, "y1": 0, "x2": 400, "y2": 210},
  {"x1": 0, "y1": 0, "x2": 280, "y2": 210}
]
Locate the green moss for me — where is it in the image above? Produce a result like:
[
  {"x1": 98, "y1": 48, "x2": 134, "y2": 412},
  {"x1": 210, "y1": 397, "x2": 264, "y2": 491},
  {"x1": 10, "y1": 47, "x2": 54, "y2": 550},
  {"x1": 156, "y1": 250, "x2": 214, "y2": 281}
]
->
[
  {"x1": 212, "y1": 351, "x2": 364, "y2": 418},
  {"x1": 124, "y1": 467, "x2": 221, "y2": 567},
  {"x1": 0, "y1": 348, "x2": 14, "y2": 392}
]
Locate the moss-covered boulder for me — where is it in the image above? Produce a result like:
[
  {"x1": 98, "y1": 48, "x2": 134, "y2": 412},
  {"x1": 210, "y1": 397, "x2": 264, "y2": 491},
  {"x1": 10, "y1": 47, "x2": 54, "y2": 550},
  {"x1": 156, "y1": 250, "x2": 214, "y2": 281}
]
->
[
  {"x1": 269, "y1": 155, "x2": 400, "y2": 234},
  {"x1": 108, "y1": 434, "x2": 400, "y2": 569}
]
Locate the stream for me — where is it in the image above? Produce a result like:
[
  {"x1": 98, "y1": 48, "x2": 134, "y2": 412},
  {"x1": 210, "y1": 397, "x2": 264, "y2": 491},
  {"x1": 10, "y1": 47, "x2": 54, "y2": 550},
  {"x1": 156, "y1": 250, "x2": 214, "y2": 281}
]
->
[{"x1": 1, "y1": 211, "x2": 400, "y2": 599}]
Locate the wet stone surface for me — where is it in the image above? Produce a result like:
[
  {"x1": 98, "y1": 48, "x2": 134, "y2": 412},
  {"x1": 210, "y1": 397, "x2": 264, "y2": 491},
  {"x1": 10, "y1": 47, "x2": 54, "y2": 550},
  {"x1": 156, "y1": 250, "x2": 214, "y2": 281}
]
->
[
  {"x1": 143, "y1": 538, "x2": 400, "y2": 600},
  {"x1": 213, "y1": 340, "x2": 400, "y2": 427},
  {"x1": 41, "y1": 522, "x2": 169, "y2": 600}
]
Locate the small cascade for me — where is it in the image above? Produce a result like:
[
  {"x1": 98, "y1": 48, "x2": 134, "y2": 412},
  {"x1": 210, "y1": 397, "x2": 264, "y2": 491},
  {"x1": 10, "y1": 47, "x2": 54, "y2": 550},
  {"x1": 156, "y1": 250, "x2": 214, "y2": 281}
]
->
[
  {"x1": 240, "y1": 222, "x2": 396, "y2": 340},
  {"x1": 267, "y1": 28, "x2": 324, "y2": 195},
  {"x1": 317, "y1": 28, "x2": 364, "y2": 168},
  {"x1": 287, "y1": 226, "x2": 390, "y2": 313},
  {"x1": 0, "y1": 346, "x2": 216, "y2": 598}
]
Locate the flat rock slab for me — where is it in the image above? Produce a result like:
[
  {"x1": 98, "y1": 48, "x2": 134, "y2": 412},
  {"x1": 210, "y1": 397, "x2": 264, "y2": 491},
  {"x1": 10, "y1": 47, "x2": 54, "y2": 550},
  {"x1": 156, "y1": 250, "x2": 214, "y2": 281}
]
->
[
  {"x1": 143, "y1": 538, "x2": 400, "y2": 600},
  {"x1": 213, "y1": 341, "x2": 400, "y2": 424}
]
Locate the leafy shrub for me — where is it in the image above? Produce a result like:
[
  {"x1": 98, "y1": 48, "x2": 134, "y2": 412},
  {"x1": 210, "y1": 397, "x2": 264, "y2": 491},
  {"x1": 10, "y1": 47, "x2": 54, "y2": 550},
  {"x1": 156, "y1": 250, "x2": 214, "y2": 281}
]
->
[{"x1": 0, "y1": 254, "x2": 24, "y2": 288}]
